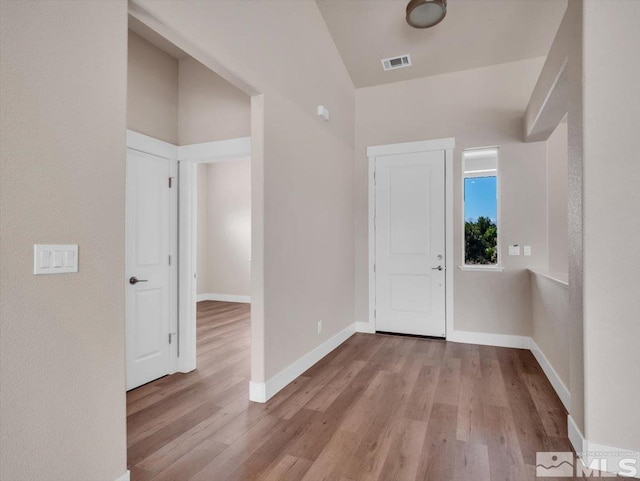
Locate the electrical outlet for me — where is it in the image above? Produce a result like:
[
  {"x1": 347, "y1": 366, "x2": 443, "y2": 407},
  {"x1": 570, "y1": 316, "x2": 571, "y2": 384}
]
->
[{"x1": 317, "y1": 320, "x2": 322, "y2": 334}]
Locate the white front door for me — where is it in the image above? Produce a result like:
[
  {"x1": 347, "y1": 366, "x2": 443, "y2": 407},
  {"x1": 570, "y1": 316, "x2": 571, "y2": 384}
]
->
[
  {"x1": 125, "y1": 149, "x2": 177, "y2": 390},
  {"x1": 374, "y1": 150, "x2": 446, "y2": 337}
]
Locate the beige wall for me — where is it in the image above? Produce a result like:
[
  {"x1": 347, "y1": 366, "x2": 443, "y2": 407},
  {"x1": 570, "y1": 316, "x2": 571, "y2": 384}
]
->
[
  {"x1": 0, "y1": 1, "x2": 128, "y2": 480},
  {"x1": 134, "y1": 0, "x2": 355, "y2": 382},
  {"x1": 531, "y1": 275, "x2": 570, "y2": 388},
  {"x1": 127, "y1": 30, "x2": 179, "y2": 144},
  {"x1": 179, "y1": 57, "x2": 251, "y2": 145},
  {"x1": 582, "y1": 0, "x2": 640, "y2": 452},
  {"x1": 355, "y1": 58, "x2": 548, "y2": 336},
  {"x1": 197, "y1": 160, "x2": 252, "y2": 296},
  {"x1": 128, "y1": 32, "x2": 250, "y2": 147},
  {"x1": 547, "y1": 122, "x2": 568, "y2": 274}
]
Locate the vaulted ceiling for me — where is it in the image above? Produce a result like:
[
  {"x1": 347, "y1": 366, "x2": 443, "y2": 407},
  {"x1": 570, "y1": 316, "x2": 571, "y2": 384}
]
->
[{"x1": 316, "y1": 0, "x2": 567, "y2": 88}]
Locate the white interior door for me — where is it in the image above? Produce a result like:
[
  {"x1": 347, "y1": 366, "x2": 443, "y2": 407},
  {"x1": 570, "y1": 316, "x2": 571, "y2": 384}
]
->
[
  {"x1": 374, "y1": 150, "x2": 446, "y2": 337},
  {"x1": 125, "y1": 149, "x2": 177, "y2": 390}
]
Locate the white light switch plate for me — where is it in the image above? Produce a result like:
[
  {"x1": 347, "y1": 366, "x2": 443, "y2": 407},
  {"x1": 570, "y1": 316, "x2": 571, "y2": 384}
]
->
[
  {"x1": 523, "y1": 245, "x2": 532, "y2": 256},
  {"x1": 508, "y1": 245, "x2": 521, "y2": 256},
  {"x1": 34, "y1": 244, "x2": 78, "y2": 274}
]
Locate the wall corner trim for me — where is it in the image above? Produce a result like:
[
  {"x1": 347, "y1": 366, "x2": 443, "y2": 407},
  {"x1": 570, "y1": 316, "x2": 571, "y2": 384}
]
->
[
  {"x1": 355, "y1": 321, "x2": 376, "y2": 334},
  {"x1": 114, "y1": 471, "x2": 131, "y2": 481},
  {"x1": 249, "y1": 323, "x2": 356, "y2": 403},
  {"x1": 196, "y1": 293, "x2": 251, "y2": 303},
  {"x1": 529, "y1": 338, "x2": 571, "y2": 411}
]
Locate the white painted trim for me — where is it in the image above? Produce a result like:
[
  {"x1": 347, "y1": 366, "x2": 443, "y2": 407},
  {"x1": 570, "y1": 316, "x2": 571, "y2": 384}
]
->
[
  {"x1": 367, "y1": 138, "x2": 455, "y2": 337},
  {"x1": 178, "y1": 137, "x2": 251, "y2": 163},
  {"x1": 458, "y1": 266, "x2": 505, "y2": 272},
  {"x1": 367, "y1": 154, "x2": 376, "y2": 326},
  {"x1": 126, "y1": 130, "x2": 177, "y2": 160},
  {"x1": 355, "y1": 321, "x2": 376, "y2": 334},
  {"x1": 529, "y1": 268, "x2": 569, "y2": 287},
  {"x1": 461, "y1": 146, "x2": 503, "y2": 271},
  {"x1": 568, "y1": 417, "x2": 640, "y2": 478},
  {"x1": 114, "y1": 470, "x2": 130, "y2": 481},
  {"x1": 530, "y1": 338, "x2": 570, "y2": 411},
  {"x1": 249, "y1": 323, "x2": 356, "y2": 403},
  {"x1": 196, "y1": 293, "x2": 251, "y2": 303},
  {"x1": 249, "y1": 380, "x2": 266, "y2": 403},
  {"x1": 367, "y1": 137, "x2": 455, "y2": 157},
  {"x1": 447, "y1": 330, "x2": 531, "y2": 349},
  {"x1": 582, "y1": 442, "x2": 640, "y2": 479},
  {"x1": 178, "y1": 161, "x2": 197, "y2": 374},
  {"x1": 445, "y1": 147, "x2": 454, "y2": 339},
  {"x1": 568, "y1": 414, "x2": 586, "y2": 456}
]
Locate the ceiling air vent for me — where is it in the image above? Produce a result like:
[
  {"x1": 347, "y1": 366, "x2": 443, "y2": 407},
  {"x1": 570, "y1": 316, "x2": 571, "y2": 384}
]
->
[{"x1": 381, "y1": 54, "x2": 412, "y2": 71}]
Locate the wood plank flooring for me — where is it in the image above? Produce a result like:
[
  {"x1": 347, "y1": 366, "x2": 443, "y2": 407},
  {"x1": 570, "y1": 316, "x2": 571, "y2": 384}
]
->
[{"x1": 127, "y1": 301, "x2": 596, "y2": 480}]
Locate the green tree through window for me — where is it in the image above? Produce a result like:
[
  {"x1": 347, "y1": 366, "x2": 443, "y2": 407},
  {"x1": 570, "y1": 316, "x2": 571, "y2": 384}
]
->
[{"x1": 465, "y1": 216, "x2": 497, "y2": 265}]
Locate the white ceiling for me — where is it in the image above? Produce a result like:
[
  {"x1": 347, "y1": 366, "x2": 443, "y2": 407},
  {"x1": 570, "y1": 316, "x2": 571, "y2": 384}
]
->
[{"x1": 316, "y1": 0, "x2": 567, "y2": 88}]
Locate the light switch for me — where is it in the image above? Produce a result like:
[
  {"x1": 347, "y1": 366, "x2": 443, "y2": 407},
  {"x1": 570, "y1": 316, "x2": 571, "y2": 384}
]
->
[
  {"x1": 34, "y1": 245, "x2": 78, "y2": 274},
  {"x1": 523, "y1": 245, "x2": 532, "y2": 256},
  {"x1": 508, "y1": 244, "x2": 521, "y2": 256}
]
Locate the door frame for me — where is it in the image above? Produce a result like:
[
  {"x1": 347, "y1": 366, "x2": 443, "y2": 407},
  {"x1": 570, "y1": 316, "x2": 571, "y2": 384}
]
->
[
  {"x1": 177, "y1": 136, "x2": 252, "y2": 374},
  {"x1": 125, "y1": 130, "x2": 180, "y2": 381},
  {"x1": 126, "y1": 131, "x2": 252, "y2": 376},
  {"x1": 367, "y1": 137, "x2": 455, "y2": 337}
]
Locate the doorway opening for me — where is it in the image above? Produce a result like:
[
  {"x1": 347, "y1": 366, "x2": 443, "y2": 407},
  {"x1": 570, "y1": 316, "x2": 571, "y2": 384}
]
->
[{"x1": 125, "y1": 14, "x2": 253, "y2": 391}]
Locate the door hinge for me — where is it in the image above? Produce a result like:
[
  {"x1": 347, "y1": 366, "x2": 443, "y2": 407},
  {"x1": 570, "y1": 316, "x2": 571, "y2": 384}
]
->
[
  {"x1": 373, "y1": 264, "x2": 376, "y2": 273},
  {"x1": 169, "y1": 332, "x2": 176, "y2": 344},
  {"x1": 169, "y1": 333, "x2": 172, "y2": 344},
  {"x1": 168, "y1": 255, "x2": 172, "y2": 266},
  {"x1": 168, "y1": 177, "x2": 174, "y2": 188}
]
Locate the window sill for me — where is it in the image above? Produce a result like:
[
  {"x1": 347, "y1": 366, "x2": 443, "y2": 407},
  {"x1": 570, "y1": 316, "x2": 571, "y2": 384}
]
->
[{"x1": 458, "y1": 265, "x2": 505, "y2": 272}]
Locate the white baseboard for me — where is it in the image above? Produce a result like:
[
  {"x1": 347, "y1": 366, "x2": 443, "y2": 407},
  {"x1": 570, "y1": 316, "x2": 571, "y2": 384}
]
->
[
  {"x1": 249, "y1": 322, "x2": 356, "y2": 403},
  {"x1": 568, "y1": 414, "x2": 586, "y2": 455},
  {"x1": 355, "y1": 321, "x2": 376, "y2": 334},
  {"x1": 114, "y1": 471, "x2": 130, "y2": 481},
  {"x1": 196, "y1": 293, "x2": 251, "y2": 303},
  {"x1": 568, "y1": 417, "x2": 640, "y2": 478},
  {"x1": 583, "y1": 441, "x2": 640, "y2": 478},
  {"x1": 446, "y1": 329, "x2": 530, "y2": 349},
  {"x1": 529, "y1": 338, "x2": 571, "y2": 411}
]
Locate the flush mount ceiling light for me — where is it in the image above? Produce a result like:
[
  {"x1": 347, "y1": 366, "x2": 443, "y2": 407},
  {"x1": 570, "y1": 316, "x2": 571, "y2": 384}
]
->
[{"x1": 406, "y1": 0, "x2": 447, "y2": 29}]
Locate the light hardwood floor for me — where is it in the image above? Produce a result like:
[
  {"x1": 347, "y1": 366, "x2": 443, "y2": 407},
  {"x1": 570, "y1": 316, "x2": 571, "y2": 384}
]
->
[{"x1": 127, "y1": 301, "x2": 597, "y2": 480}]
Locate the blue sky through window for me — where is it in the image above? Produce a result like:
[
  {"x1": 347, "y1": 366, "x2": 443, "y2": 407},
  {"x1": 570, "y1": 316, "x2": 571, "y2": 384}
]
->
[{"x1": 464, "y1": 176, "x2": 497, "y2": 222}]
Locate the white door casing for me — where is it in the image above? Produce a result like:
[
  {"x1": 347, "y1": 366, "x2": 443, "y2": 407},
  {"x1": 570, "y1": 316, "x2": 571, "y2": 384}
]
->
[
  {"x1": 368, "y1": 138, "x2": 455, "y2": 338},
  {"x1": 125, "y1": 147, "x2": 178, "y2": 390}
]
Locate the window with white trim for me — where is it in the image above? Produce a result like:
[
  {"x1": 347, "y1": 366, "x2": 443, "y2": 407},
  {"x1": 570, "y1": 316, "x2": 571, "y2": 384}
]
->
[{"x1": 462, "y1": 148, "x2": 500, "y2": 267}]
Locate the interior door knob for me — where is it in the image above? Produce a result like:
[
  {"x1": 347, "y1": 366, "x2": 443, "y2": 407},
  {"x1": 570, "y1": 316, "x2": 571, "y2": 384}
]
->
[{"x1": 129, "y1": 276, "x2": 148, "y2": 285}]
